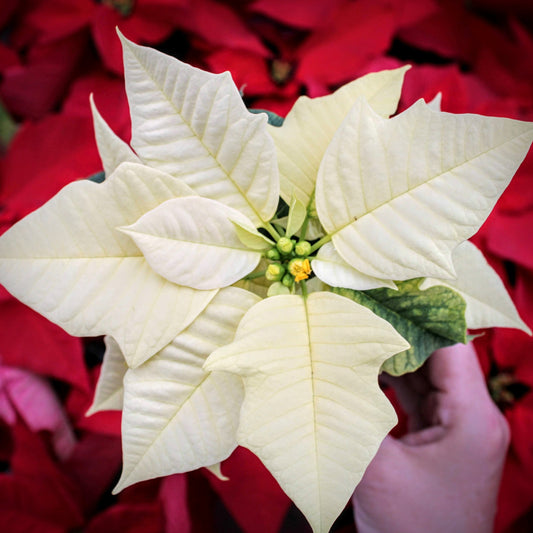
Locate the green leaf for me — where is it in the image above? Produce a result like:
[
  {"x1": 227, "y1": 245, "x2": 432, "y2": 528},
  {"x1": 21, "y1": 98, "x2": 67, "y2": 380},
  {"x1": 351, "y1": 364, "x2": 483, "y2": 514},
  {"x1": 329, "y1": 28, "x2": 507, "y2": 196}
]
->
[
  {"x1": 230, "y1": 219, "x2": 274, "y2": 251},
  {"x1": 285, "y1": 195, "x2": 307, "y2": 237},
  {"x1": 87, "y1": 171, "x2": 106, "y2": 183},
  {"x1": 333, "y1": 279, "x2": 467, "y2": 376},
  {"x1": 0, "y1": 100, "x2": 17, "y2": 148},
  {"x1": 249, "y1": 108, "x2": 285, "y2": 127},
  {"x1": 420, "y1": 241, "x2": 531, "y2": 334}
]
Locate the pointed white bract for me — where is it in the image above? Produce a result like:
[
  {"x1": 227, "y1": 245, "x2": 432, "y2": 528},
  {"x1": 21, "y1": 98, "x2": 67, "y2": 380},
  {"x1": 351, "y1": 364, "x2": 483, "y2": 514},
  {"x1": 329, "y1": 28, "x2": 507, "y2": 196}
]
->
[
  {"x1": 115, "y1": 287, "x2": 260, "y2": 492},
  {"x1": 121, "y1": 197, "x2": 262, "y2": 290},
  {"x1": 86, "y1": 336, "x2": 127, "y2": 415},
  {"x1": 312, "y1": 242, "x2": 397, "y2": 291},
  {"x1": 120, "y1": 33, "x2": 279, "y2": 227},
  {"x1": 0, "y1": 163, "x2": 217, "y2": 368},
  {"x1": 90, "y1": 95, "x2": 141, "y2": 176},
  {"x1": 205, "y1": 292, "x2": 409, "y2": 533},
  {"x1": 270, "y1": 67, "x2": 410, "y2": 206},
  {"x1": 316, "y1": 98, "x2": 533, "y2": 281},
  {"x1": 420, "y1": 241, "x2": 531, "y2": 333}
]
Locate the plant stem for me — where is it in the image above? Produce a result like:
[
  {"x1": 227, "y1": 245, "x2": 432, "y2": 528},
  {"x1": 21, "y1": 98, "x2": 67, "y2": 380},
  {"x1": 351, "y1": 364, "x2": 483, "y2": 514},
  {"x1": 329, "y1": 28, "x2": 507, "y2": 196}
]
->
[
  {"x1": 264, "y1": 221, "x2": 281, "y2": 241},
  {"x1": 309, "y1": 234, "x2": 332, "y2": 253},
  {"x1": 300, "y1": 280, "x2": 308, "y2": 298}
]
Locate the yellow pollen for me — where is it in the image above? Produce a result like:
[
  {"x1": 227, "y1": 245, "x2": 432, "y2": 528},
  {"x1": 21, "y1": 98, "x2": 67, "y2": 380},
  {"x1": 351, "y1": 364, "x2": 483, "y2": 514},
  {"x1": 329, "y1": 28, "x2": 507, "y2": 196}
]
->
[{"x1": 290, "y1": 258, "x2": 312, "y2": 283}]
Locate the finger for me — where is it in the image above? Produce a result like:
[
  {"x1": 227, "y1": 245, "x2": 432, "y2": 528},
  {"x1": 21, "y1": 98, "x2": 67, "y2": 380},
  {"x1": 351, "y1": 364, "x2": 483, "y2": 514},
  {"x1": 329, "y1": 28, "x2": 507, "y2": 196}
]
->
[
  {"x1": 428, "y1": 342, "x2": 488, "y2": 399},
  {"x1": 400, "y1": 425, "x2": 446, "y2": 446}
]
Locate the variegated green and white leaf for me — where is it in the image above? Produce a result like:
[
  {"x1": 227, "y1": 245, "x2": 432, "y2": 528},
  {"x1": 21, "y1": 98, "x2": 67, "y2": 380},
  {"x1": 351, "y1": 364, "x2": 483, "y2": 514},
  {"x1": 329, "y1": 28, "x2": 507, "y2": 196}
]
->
[
  {"x1": 270, "y1": 66, "x2": 409, "y2": 206},
  {"x1": 205, "y1": 292, "x2": 409, "y2": 533},
  {"x1": 316, "y1": 98, "x2": 533, "y2": 281},
  {"x1": 0, "y1": 163, "x2": 217, "y2": 368},
  {"x1": 120, "y1": 33, "x2": 279, "y2": 227},
  {"x1": 420, "y1": 241, "x2": 531, "y2": 334},
  {"x1": 312, "y1": 242, "x2": 396, "y2": 291},
  {"x1": 87, "y1": 336, "x2": 127, "y2": 415},
  {"x1": 121, "y1": 197, "x2": 262, "y2": 290},
  {"x1": 114, "y1": 287, "x2": 260, "y2": 492},
  {"x1": 90, "y1": 95, "x2": 140, "y2": 175}
]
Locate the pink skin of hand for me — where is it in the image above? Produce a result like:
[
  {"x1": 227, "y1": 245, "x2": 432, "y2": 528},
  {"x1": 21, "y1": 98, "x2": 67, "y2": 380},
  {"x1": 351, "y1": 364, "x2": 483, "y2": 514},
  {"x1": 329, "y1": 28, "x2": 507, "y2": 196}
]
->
[{"x1": 352, "y1": 343, "x2": 510, "y2": 533}]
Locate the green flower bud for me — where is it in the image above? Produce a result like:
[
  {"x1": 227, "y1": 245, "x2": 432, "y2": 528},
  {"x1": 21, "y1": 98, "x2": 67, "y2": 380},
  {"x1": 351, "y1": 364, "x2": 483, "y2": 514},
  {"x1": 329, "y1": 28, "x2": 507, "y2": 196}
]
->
[
  {"x1": 294, "y1": 240, "x2": 312, "y2": 257},
  {"x1": 266, "y1": 247, "x2": 281, "y2": 261},
  {"x1": 281, "y1": 273, "x2": 294, "y2": 288},
  {"x1": 265, "y1": 263, "x2": 286, "y2": 281},
  {"x1": 276, "y1": 236, "x2": 294, "y2": 255}
]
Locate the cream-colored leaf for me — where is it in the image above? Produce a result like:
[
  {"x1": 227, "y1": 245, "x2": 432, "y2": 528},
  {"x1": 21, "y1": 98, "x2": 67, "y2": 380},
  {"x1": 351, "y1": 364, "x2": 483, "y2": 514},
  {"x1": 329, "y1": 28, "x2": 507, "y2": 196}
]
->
[
  {"x1": 121, "y1": 197, "x2": 262, "y2": 290},
  {"x1": 316, "y1": 98, "x2": 533, "y2": 281},
  {"x1": 86, "y1": 336, "x2": 127, "y2": 415},
  {"x1": 90, "y1": 95, "x2": 140, "y2": 175},
  {"x1": 420, "y1": 241, "x2": 531, "y2": 334},
  {"x1": 120, "y1": 33, "x2": 279, "y2": 227},
  {"x1": 427, "y1": 92, "x2": 442, "y2": 111},
  {"x1": 270, "y1": 66, "x2": 410, "y2": 206},
  {"x1": 272, "y1": 215, "x2": 325, "y2": 240},
  {"x1": 205, "y1": 292, "x2": 409, "y2": 533},
  {"x1": 114, "y1": 287, "x2": 259, "y2": 492},
  {"x1": 312, "y1": 242, "x2": 396, "y2": 291},
  {"x1": 205, "y1": 463, "x2": 229, "y2": 481},
  {"x1": 231, "y1": 219, "x2": 274, "y2": 251},
  {"x1": 0, "y1": 162, "x2": 217, "y2": 368},
  {"x1": 286, "y1": 195, "x2": 308, "y2": 237}
]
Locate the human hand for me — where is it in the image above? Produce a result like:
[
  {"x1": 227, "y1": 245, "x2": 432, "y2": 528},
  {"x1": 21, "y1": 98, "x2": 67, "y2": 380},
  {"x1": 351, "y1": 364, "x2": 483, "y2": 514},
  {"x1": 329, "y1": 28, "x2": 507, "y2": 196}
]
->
[{"x1": 352, "y1": 343, "x2": 510, "y2": 533}]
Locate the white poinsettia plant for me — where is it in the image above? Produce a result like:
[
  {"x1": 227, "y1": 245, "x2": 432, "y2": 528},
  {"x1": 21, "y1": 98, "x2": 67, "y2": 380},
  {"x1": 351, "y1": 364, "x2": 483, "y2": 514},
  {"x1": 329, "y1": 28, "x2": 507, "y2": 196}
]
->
[{"x1": 1, "y1": 33, "x2": 533, "y2": 533}]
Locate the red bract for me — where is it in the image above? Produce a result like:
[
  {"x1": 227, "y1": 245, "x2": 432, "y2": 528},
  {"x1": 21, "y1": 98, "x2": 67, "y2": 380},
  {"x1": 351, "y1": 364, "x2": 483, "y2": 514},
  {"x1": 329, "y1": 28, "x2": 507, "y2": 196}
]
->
[
  {"x1": 206, "y1": 0, "x2": 436, "y2": 110},
  {"x1": 250, "y1": 0, "x2": 346, "y2": 30},
  {"x1": 159, "y1": 474, "x2": 191, "y2": 533},
  {"x1": 63, "y1": 431, "x2": 122, "y2": 514},
  {"x1": 0, "y1": 32, "x2": 89, "y2": 120},
  {"x1": 85, "y1": 503, "x2": 165, "y2": 533},
  {"x1": 483, "y1": 210, "x2": 533, "y2": 272},
  {"x1": 169, "y1": 0, "x2": 268, "y2": 57},
  {"x1": 66, "y1": 366, "x2": 121, "y2": 436},
  {"x1": 0, "y1": 109, "x2": 100, "y2": 389},
  {"x1": 0, "y1": 113, "x2": 101, "y2": 226},
  {"x1": 0, "y1": 424, "x2": 85, "y2": 532},
  {"x1": 207, "y1": 447, "x2": 291, "y2": 533},
  {"x1": 21, "y1": 0, "x2": 181, "y2": 75},
  {"x1": 496, "y1": 454, "x2": 533, "y2": 533},
  {"x1": 399, "y1": 64, "x2": 497, "y2": 114},
  {"x1": 0, "y1": 291, "x2": 88, "y2": 390},
  {"x1": 62, "y1": 69, "x2": 131, "y2": 140}
]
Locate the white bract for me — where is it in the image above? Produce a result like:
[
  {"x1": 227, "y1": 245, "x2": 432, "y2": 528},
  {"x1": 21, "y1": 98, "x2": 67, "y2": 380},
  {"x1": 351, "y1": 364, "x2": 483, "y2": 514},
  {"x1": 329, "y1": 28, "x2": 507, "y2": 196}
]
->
[{"x1": 0, "y1": 34, "x2": 532, "y2": 533}]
